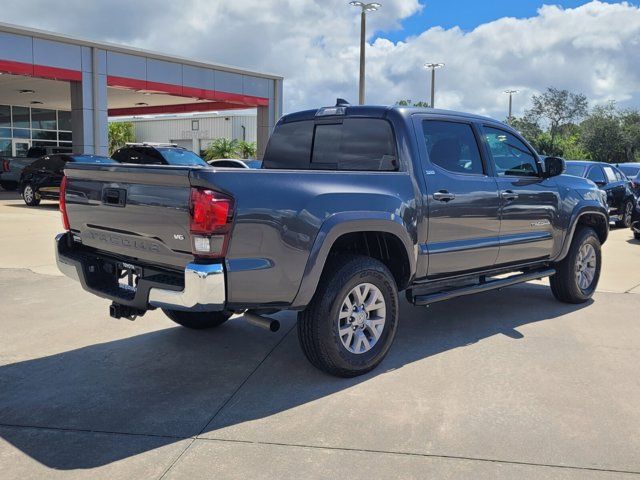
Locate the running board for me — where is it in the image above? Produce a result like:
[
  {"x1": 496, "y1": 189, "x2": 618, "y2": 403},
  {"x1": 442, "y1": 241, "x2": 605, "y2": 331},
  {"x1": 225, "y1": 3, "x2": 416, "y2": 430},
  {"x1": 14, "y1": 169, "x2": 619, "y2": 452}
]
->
[{"x1": 412, "y1": 268, "x2": 555, "y2": 306}]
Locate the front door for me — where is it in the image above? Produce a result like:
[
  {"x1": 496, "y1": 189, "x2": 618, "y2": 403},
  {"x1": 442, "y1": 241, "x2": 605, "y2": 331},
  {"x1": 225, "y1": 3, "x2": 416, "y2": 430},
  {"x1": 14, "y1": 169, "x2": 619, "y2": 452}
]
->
[
  {"x1": 415, "y1": 117, "x2": 501, "y2": 277},
  {"x1": 481, "y1": 125, "x2": 561, "y2": 265},
  {"x1": 12, "y1": 140, "x2": 30, "y2": 157}
]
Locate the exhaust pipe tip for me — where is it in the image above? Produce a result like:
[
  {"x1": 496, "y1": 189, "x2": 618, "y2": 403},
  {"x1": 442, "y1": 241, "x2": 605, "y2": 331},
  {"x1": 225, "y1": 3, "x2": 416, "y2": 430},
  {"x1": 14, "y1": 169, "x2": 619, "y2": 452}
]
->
[{"x1": 244, "y1": 311, "x2": 280, "y2": 332}]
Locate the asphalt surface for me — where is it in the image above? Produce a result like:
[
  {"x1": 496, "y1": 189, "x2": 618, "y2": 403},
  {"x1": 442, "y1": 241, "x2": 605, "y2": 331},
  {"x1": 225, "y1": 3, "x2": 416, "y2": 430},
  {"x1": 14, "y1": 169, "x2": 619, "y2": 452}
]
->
[{"x1": 1, "y1": 190, "x2": 640, "y2": 479}]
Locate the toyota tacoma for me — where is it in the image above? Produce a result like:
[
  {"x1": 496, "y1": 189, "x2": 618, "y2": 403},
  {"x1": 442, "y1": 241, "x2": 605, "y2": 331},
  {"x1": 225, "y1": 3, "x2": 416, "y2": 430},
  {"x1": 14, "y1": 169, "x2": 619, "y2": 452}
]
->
[{"x1": 55, "y1": 103, "x2": 609, "y2": 377}]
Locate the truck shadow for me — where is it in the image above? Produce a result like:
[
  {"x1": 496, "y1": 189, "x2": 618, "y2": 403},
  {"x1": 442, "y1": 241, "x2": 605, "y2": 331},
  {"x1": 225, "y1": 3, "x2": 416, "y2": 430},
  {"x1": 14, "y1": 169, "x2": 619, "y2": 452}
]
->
[{"x1": 0, "y1": 283, "x2": 590, "y2": 470}]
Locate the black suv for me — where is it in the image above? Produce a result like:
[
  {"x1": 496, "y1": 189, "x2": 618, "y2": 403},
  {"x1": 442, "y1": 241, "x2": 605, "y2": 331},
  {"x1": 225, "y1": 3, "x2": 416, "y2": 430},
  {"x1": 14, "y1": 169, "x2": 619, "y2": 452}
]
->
[
  {"x1": 112, "y1": 143, "x2": 208, "y2": 166},
  {"x1": 565, "y1": 160, "x2": 636, "y2": 228},
  {"x1": 20, "y1": 154, "x2": 114, "y2": 206}
]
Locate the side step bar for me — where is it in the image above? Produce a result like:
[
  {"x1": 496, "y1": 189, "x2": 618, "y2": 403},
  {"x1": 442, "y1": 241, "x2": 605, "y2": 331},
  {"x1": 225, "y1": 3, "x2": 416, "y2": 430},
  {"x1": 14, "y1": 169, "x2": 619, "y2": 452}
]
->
[{"x1": 412, "y1": 268, "x2": 555, "y2": 306}]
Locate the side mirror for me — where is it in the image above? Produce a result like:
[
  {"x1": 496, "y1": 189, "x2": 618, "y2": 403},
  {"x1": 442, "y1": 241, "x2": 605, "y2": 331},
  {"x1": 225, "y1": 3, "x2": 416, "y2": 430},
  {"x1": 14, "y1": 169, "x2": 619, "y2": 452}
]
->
[
  {"x1": 543, "y1": 156, "x2": 565, "y2": 178},
  {"x1": 595, "y1": 181, "x2": 607, "y2": 188}
]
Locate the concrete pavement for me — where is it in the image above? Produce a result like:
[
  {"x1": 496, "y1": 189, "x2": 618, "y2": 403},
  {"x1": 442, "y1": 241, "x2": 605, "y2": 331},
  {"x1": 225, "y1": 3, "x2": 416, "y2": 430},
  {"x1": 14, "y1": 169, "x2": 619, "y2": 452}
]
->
[{"x1": 1, "y1": 190, "x2": 640, "y2": 479}]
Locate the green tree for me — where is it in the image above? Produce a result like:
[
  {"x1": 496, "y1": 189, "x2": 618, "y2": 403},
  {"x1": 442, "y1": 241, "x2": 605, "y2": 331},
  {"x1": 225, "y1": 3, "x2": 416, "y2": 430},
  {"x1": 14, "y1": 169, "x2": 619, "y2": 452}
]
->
[
  {"x1": 528, "y1": 87, "x2": 589, "y2": 153},
  {"x1": 396, "y1": 99, "x2": 430, "y2": 107},
  {"x1": 237, "y1": 141, "x2": 257, "y2": 159},
  {"x1": 203, "y1": 138, "x2": 240, "y2": 160},
  {"x1": 620, "y1": 109, "x2": 640, "y2": 162},
  {"x1": 509, "y1": 114, "x2": 543, "y2": 148},
  {"x1": 108, "y1": 122, "x2": 135, "y2": 155},
  {"x1": 579, "y1": 103, "x2": 625, "y2": 163}
]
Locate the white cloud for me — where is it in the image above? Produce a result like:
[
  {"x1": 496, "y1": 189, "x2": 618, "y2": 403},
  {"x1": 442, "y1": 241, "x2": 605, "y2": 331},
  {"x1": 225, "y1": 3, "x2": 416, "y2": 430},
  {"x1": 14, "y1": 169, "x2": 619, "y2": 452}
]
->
[{"x1": 2, "y1": 0, "x2": 639, "y2": 119}]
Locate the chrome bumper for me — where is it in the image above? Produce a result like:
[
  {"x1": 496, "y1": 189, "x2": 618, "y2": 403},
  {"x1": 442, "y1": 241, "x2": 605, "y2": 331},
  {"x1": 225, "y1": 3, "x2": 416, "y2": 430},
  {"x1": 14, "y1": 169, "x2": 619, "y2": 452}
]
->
[{"x1": 55, "y1": 233, "x2": 226, "y2": 312}]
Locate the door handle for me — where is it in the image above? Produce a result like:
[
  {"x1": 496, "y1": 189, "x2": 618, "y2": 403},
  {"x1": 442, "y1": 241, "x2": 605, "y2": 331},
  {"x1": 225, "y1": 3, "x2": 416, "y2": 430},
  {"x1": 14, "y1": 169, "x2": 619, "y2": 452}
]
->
[
  {"x1": 501, "y1": 190, "x2": 519, "y2": 201},
  {"x1": 433, "y1": 190, "x2": 456, "y2": 202}
]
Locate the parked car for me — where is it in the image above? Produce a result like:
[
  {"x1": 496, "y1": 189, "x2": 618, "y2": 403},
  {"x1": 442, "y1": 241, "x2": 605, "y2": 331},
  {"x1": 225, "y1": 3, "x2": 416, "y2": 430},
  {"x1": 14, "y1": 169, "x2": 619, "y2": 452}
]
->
[
  {"x1": 55, "y1": 103, "x2": 609, "y2": 377},
  {"x1": 1, "y1": 145, "x2": 72, "y2": 191},
  {"x1": 112, "y1": 143, "x2": 208, "y2": 166},
  {"x1": 616, "y1": 162, "x2": 640, "y2": 179},
  {"x1": 565, "y1": 160, "x2": 636, "y2": 228},
  {"x1": 208, "y1": 159, "x2": 263, "y2": 169},
  {"x1": 20, "y1": 154, "x2": 115, "y2": 206}
]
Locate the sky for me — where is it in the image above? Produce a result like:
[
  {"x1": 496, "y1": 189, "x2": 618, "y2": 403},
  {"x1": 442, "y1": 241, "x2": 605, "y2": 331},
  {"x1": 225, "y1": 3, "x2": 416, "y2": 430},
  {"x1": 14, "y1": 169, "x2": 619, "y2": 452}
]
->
[{"x1": 2, "y1": 0, "x2": 639, "y2": 119}]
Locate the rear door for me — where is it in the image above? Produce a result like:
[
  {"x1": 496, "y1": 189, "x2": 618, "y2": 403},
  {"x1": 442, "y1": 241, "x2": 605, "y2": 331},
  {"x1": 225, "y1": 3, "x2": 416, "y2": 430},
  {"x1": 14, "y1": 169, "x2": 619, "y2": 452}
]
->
[
  {"x1": 414, "y1": 116, "x2": 501, "y2": 276},
  {"x1": 603, "y1": 164, "x2": 626, "y2": 210},
  {"x1": 480, "y1": 125, "x2": 561, "y2": 264}
]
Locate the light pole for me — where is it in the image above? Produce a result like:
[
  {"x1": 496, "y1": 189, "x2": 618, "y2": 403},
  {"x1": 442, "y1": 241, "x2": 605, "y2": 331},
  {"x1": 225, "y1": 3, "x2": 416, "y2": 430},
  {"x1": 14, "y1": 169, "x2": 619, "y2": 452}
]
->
[
  {"x1": 424, "y1": 63, "x2": 444, "y2": 108},
  {"x1": 504, "y1": 89, "x2": 518, "y2": 122},
  {"x1": 350, "y1": 2, "x2": 381, "y2": 105}
]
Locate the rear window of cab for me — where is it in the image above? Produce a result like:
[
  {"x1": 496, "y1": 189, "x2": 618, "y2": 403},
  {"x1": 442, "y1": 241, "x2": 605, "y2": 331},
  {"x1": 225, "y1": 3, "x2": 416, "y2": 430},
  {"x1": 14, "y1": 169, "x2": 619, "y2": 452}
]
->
[{"x1": 263, "y1": 118, "x2": 398, "y2": 171}]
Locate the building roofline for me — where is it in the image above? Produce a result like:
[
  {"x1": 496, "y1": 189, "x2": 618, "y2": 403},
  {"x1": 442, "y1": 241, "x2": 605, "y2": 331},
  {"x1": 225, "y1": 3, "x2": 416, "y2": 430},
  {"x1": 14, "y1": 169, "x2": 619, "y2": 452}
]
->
[{"x1": 0, "y1": 21, "x2": 284, "y2": 81}]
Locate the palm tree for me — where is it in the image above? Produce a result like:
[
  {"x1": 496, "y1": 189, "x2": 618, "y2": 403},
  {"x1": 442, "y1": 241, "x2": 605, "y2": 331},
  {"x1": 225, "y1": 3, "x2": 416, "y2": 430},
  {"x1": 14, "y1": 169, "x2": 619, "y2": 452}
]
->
[
  {"x1": 204, "y1": 138, "x2": 240, "y2": 160},
  {"x1": 237, "y1": 141, "x2": 257, "y2": 159}
]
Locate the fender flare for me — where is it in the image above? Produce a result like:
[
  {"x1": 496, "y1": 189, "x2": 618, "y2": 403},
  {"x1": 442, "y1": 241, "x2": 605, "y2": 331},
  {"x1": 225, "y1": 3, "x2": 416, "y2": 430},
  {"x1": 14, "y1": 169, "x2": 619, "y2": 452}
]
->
[
  {"x1": 555, "y1": 206, "x2": 608, "y2": 262},
  {"x1": 290, "y1": 212, "x2": 417, "y2": 308}
]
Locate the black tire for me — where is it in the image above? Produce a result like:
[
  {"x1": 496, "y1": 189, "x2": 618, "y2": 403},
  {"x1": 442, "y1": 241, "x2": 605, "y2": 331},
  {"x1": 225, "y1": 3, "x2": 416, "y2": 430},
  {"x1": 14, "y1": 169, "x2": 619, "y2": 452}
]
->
[
  {"x1": 21, "y1": 183, "x2": 40, "y2": 206},
  {"x1": 550, "y1": 227, "x2": 601, "y2": 304},
  {"x1": 297, "y1": 255, "x2": 399, "y2": 378},
  {"x1": 0, "y1": 181, "x2": 18, "y2": 191},
  {"x1": 616, "y1": 199, "x2": 634, "y2": 228},
  {"x1": 162, "y1": 309, "x2": 232, "y2": 329},
  {"x1": 634, "y1": 232, "x2": 640, "y2": 241}
]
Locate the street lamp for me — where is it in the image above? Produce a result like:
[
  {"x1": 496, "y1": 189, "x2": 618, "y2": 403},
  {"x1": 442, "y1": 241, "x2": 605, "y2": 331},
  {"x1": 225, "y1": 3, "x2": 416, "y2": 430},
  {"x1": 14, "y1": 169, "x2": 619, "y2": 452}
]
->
[
  {"x1": 504, "y1": 89, "x2": 518, "y2": 122},
  {"x1": 424, "y1": 63, "x2": 445, "y2": 108},
  {"x1": 350, "y1": 1, "x2": 381, "y2": 105}
]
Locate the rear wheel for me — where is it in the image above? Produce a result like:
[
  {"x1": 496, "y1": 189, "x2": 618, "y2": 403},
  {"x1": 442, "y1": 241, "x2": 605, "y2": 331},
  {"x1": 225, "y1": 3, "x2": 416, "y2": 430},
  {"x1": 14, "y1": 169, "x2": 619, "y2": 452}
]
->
[
  {"x1": 616, "y1": 199, "x2": 634, "y2": 228},
  {"x1": 22, "y1": 183, "x2": 40, "y2": 206},
  {"x1": 550, "y1": 227, "x2": 601, "y2": 303},
  {"x1": 162, "y1": 309, "x2": 232, "y2": 329},
  {"x1": 297, "y1": 255, "x2": 399, "y2": 377}
]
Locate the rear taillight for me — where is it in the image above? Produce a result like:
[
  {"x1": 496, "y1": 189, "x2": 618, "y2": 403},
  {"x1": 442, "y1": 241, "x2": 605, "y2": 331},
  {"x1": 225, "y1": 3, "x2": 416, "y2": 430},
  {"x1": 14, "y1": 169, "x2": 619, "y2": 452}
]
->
[
  {"x1": 59, "y1": 175, "x2": 70, "y2": 230},
  {"x1": 189, "y1": 187, "x2": 234, "y2": 258},
  {"x1": 2, "y1": 159, "x2": 9, "y2": 172}
]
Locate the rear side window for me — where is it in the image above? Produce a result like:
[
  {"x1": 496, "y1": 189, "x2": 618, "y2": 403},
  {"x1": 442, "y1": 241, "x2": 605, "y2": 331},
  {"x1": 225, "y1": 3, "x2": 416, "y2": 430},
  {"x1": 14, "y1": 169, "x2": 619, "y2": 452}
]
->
[
  {"x1": 157, "y1": 148, "x2": 208, "y2": 166},
  {"x1": 263, "y1": 118, "x2": 397, "y2": 171},
  {"x1": 422, "y1": 120, "x2": 484, "y2": 175}
]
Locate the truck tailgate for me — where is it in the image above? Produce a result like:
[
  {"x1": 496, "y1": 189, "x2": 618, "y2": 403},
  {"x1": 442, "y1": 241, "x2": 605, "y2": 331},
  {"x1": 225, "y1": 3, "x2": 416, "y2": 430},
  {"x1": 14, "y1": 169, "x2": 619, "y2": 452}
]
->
[{"x1": 64, "y1": 164, "x2": 196, "y2": 270}]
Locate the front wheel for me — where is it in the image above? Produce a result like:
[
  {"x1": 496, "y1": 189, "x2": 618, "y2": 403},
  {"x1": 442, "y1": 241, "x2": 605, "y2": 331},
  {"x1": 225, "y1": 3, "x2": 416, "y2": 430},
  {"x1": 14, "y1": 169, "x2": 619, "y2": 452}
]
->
[
  {"x1": 616, "y1": 200, "x2": 634, "y2": 228},
  {"x1": 163, "y1": 309, "x2": 232, "y2": 329},
  {"x1": 297, "y1": 255, "x2": 399, "y2": 377},
  {"x1": 22, "y1": 183, "x2": 40, "y2": 206},
  {"x1": 550, "y1": 227, "x2": 601, "y2": 303}
]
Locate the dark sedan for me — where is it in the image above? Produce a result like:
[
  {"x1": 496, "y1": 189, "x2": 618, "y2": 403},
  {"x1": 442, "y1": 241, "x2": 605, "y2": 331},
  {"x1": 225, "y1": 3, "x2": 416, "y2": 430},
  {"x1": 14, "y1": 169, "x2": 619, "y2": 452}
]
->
[
  {"x1": 617, "y1": 163, "x2": 640, "y2": 195},
  {"x1": 565, "y1": 160, "x2": 636, "y2": 228},
  {"x1": 20, "y1": 153, "x2": 115, "y2": 206}
]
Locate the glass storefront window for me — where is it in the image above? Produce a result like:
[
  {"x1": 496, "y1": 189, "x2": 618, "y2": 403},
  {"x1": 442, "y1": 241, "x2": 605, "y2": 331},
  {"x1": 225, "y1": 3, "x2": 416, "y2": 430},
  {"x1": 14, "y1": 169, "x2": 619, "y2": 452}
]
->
[
  {"x1": 58, "y1": 110, "x2": 72, "y2": 131},
  {"x1": 32, "y1": 130, "x2": 57, "y2": 141},
  {"x1": 0, "y1": 105, "x2": 10, "y2": 127},
  {"x1": 59, "y1": 131, "x2": 72, "y2": 142},
  {"x1": 12, "y1": 128, "x2": 30, "y2": 139},
  {"x1": 12, "y1": 106, "x2": 30, "y2": 128},
  {"x1": 0, "y1": 127, "x2": 11, "y2": 138},
  {"x1": 0, "y1": 139, "x2": 11, "y2": 156},
  {"x1": 31, "y1": 108, "x2": 57, "y2": 130}
]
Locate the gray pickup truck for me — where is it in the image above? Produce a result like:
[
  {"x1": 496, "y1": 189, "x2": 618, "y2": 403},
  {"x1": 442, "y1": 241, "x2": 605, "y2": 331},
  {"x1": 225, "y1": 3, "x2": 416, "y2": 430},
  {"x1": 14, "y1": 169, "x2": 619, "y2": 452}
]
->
[{"x1": 55, "y1": 104, "x2": 609, "y2": 377}]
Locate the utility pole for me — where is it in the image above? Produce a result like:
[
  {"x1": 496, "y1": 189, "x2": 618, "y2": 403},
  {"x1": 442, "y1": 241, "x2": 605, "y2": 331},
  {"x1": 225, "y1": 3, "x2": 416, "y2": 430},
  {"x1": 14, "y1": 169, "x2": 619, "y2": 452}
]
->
[
  {"x1": 504, "y1": 89, "x2": 518, "y2": 122},
  {"x1": 424, "y1": 63, "x2": 445, "y2": 108},
  {"x1": 350, "y1": 2, "x2": 381, "y2": 105}
]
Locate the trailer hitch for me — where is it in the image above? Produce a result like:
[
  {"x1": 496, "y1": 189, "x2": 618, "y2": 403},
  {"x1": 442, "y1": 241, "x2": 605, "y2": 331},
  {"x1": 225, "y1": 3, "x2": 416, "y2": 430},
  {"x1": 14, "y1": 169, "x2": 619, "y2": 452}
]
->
[{"x1": 109, "y1": 302, "x2": 146, "y2": 321}]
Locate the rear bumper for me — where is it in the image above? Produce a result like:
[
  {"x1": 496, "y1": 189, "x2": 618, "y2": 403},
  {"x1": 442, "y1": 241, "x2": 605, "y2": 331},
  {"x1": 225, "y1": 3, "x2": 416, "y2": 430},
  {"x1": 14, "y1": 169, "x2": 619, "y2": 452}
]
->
[{"x1": 55, "y1": 232, "x2": 226, "y2": 312}]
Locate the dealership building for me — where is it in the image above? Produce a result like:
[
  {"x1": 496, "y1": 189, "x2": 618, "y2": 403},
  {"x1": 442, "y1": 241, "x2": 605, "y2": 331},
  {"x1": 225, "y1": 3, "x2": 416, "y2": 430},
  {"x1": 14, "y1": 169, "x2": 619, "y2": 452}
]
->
[
  {"x1": 0, "y1": 22, "x2": 283, "y2": 158},
  {"x1": 115, "y1": 111, "x2": 258, "y2": 154}
]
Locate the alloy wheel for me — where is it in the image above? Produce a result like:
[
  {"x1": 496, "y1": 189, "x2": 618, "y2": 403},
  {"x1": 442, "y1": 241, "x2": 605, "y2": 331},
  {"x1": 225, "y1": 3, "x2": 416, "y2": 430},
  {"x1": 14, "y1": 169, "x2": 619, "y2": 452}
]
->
[{"x1": 338, "y1": 283, "x2": 386, "y2": 354}]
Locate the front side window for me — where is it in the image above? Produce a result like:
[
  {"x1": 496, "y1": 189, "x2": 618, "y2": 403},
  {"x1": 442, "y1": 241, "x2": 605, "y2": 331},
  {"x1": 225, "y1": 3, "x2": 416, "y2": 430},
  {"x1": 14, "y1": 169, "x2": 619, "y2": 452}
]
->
[
  {"x1": 422, "y1": 120, "x2": 484, "y2": 175},
  {"x1": 587, "y1": 166, "x2": 606, "y2": 184},
  {"x1": 483, "y1": 126, "x2": 539, "y2": 177}
]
